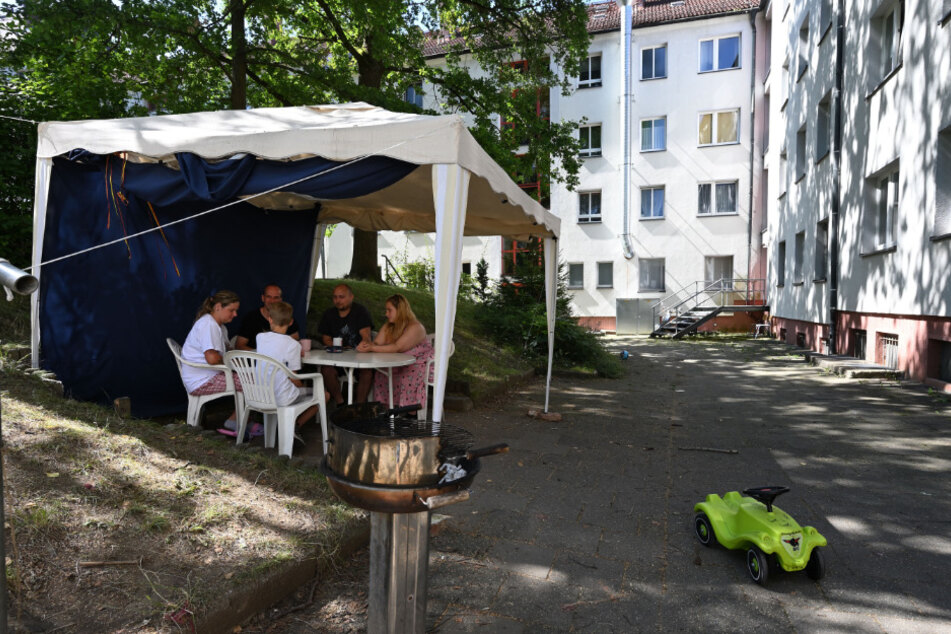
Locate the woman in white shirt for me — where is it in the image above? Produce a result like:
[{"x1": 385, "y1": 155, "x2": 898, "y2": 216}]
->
[{"x1": 181, "y1": 290, "x2": 242, "y2": 398}]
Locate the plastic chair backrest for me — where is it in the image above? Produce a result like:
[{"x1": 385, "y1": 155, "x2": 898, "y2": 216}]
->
[
  {"x1": 425, "y1": 333, "x2": 454, "y2": 386},
  {"x1": 166, "y1": 338, "x2": 189, "y2": 380},
  {"x1": 225, "y1": 351, "x2": 285, "y2": 411}
]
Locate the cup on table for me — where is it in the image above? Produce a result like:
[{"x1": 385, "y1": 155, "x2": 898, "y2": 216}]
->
[
  {"x1": 300, "y1": 338, "x2": 312, "y2": 355},
  {"x1": 332, "y1": 337, "x2": 343, "y2": 349}
]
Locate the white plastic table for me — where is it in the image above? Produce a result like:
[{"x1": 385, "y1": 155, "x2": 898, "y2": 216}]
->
[{"x1": 302, "y1": 349, "x2": 415, "y2": 407}]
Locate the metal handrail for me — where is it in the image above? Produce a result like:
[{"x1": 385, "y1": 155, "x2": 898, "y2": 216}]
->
[
  {"x1": 381, "y1": 255, "x2": 404, "y2": 286},
  {"x1": 651, "y1": 278, "x2": 767, "y2": 330}
]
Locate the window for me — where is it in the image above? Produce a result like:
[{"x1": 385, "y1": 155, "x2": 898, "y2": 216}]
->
[
  {"x1": 639, "y1": 258, "x2": 665, "y2": 292},
  {"x1": 597, "y1": 262, "x2": 613, "y2": 288},
  {"x1": 579, "y1": 191, "x2": 602, "y2": 223},
  {"x1": 798, "y1": 15, "x2": 810, "y2": 78},
  {"x1": 876, "y1": 2, "x2": 903, "y2": 80},
  {"x1": 501, "y1": 237, "x2": 534, "y2": 275},
  {"x1": 815, "y1": 219, "x2": 829, "y2": 280},
  {"x1": 698, "y1": 181, "x2": 739, "y2": 215},
  {"x1": 567, "y1": 263, "x2": 584, "y2": 289},
  {"x1": 873, "y1": 168, "x2": 899, "y2": 249},
  {"x1": 579, "y1": 55, "x2": 602, "y2": 88},
  {"x1": 794, "y1": 231, "x2": 805, "y2": 282},
  {"x1": 763, "y1": 94, "x2": 771, "y2": 153},
  {"x1": 640, "y1": 187, "x2": 664, "y2": 219},
  {"x1": 579, "y1": 124, "x2": 602, "y2": 157},
  {"x1": 780, "y1": 55, "x2": 790, "y2": 109},
  {"x1": 699, "y1": 35, "x2": 740, "y2": 72},
  {"x1": 705, "y1": 256, "x2": 733, "y2": 289},
  {"x1": 779, "y1": 146, "x2": 789, "y2": 196},
  {"x1": 928, "y1": 339, "x2": 951, "y2": 383},
  {"x1": 796, "y1": 125, "x2": 807, "y2": 181},
  {"x1": 642, "y1": 45, "x2": 667, "y2": 80},
  {"x1": 819, "y1": 0, "x2": 833, "y2": 36},
  {"x1": 777, "y1": 241, "x2": 786, "y2": 285},
  {"x1": 698, "y1": 109, "x2": 739, "y2": 145},
  {"x1": 817, "y1": 94, "x2": 831, "y2": 160},
  {"x1": 878, "y1": 333, "x2": 899, "y2": 369},
  {"x1": 936, "y1": 126, "x2": 951, "y2": 237},
  {"x1": 641, "y1": 117, "x2": 666, "y2": 151},
  {"x1": 404, "y1": 83, "x2": 423, "y2": 108},
  {"x1": 461, "y1": 262, "x2": 472, "y2": 276}
]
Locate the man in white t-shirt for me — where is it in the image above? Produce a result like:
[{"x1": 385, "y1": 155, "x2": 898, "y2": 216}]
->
[{"x1": 256, "y1": 301, "x2": 318, "y2": 427}]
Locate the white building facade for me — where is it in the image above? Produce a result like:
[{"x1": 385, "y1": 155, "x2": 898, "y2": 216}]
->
[
  {"x1": 763, "y1": 0, "x2": 951, "y2": 388},
  {"x1": 324, "y1": 1, "x2": 761, "y2": 334}
]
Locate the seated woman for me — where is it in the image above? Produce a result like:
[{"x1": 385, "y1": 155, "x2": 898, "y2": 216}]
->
[
  {"x1": 356, "y1": 294, "x2": 433, "y2": 409},
  {"x1": 181, "y1": 290, "x2": 247, "y2": 431}
]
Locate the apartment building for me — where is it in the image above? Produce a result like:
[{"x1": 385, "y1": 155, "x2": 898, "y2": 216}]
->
[
  {"x1": 324, "y1": 1, "x2": 760, "y2": 334},
  {"x1": 763, "y1": 0, "x2": 951, "y2": 388}
]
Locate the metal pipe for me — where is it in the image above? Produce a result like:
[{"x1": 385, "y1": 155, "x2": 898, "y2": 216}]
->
[
  {"x1": 618, "y1": 0, "x2": 635, "y2": 260},
  {"x1": 0, "y1": 259, "x2": 38, "y2": 296},
  {"x1": 747, "y1": 10, "x2": 758, "y2": 300},
  {"x1": 829, "y1": 0, "x2": 845, "y2": 354}
]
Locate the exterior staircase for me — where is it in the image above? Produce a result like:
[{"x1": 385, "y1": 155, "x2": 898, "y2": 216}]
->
[
  {"x1": 648, "y1": 278, "x2": 769, "y2": 339},
  {"x1": 650, "y1": 306, "x2": 722, "y2": 339}
]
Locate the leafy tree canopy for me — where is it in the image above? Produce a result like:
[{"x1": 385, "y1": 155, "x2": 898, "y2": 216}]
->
[{"x1": 0, "y1": 0, "x2": 592, "y2": 272}]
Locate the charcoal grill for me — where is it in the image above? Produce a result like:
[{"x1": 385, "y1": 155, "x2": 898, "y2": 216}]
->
[{"x1": 321, "y1": 403, "x2": 507, "y2": 633}]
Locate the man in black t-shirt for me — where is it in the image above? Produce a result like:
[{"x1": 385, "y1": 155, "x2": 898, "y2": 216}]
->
[
  {"x1": 235, "y1": 284, "x2": 300, "y2": 350},
  {"x1": 318, "y1": 283, "x2": 374, "y2": 404}
]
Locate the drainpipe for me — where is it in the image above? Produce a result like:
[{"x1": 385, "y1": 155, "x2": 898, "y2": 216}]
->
[
  {"x1": 746, "y1": 10, "x2": 757, "y2": 300},
  {"x1": 618, "y1": 0, "x2": 635, "y2": 260},
  {"x1": 829, "y1": 0, "x2": 845, "y2": 354}
]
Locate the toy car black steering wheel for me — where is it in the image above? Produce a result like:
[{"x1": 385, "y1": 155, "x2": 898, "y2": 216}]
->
[{"x1": 742, "y1": 486, "x2": 790, "y2": 512}]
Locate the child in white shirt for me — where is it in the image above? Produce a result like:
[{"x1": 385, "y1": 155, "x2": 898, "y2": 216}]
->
[{"x1": 256, "y1": 301, "x2": 317, "y2": 428}]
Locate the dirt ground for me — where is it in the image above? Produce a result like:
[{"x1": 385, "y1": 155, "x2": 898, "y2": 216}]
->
[{"x1": 1, "y1": 371, "x2": 363, "y2": 634}]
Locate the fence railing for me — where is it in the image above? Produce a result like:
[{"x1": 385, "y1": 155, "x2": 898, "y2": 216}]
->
[
  {"x1": 382, "y1": 255, "x2": 404, "y2": 286},
  {"x1": 651, "y1": 278, "x2": 768, "y2": 330}
]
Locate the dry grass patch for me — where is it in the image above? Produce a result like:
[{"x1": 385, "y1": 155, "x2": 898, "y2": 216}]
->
[{"x1": 1, "y1": 366, "x2": 364, "y2": 632}]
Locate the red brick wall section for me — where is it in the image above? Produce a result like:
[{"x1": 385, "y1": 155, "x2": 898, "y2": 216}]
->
[
  {"x1": 769, "y1": 316, "x2": 830, "y2": 351},
  {"x1": 837, "y1": 311, "x2": 951, "y2": 391},
  {"x1": 771, "y1": 312, "x2": 951, "y2": 390}
]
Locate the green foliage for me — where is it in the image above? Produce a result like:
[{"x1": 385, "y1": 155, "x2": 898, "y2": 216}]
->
[
  {"x1": 400, "y1": 259, "x2": 435, "y2": 292},
  {"x1": 474, "y1": 257, "x2": 491, "y2": 302},
  {"x1": 475, "y1": 241, "x2": 621, "y2": 378},
  {"x1": 0, "y1": 0, "x2": 592, "y2": 278}
]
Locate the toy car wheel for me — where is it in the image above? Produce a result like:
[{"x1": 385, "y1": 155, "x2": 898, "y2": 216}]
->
[
  {"x1": 694, "y1": 513, "x2": 716, "y2": 547},
  {"x1": 746, "y1": 546, "x2": 770, "y2": 585},
  {"x1": 806, "y1": 547, "x2": 826, "y2": 580}
]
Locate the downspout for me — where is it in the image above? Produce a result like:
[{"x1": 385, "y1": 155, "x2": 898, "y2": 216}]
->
[
  {"x1": 618, "y1": 0, "x2": 635, "y2": 260},
  {"x1": 746, "y1": 10, "x2": 757, "y2": 297},
  {"x1": 829, "y1": 0, "x2": 845, "y2": 354}
]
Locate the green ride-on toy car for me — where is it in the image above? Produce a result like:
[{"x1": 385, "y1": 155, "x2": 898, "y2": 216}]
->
[{"x1": 693, "y1": 486, "x2": 827, "y2": 585}]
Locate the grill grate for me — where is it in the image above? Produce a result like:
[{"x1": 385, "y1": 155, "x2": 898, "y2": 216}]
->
[{"x1": 333, "y1": 417, "x2": 475, "y2": 455}]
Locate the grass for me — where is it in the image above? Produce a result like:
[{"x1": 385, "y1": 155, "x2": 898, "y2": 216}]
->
[{"x1": 0, "y1": 350, "x2": 365, "y2": 626}]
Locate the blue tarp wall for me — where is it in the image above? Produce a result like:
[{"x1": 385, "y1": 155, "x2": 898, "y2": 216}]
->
[{"x1": 39, "y1": 152, "x2": 415, "y2": 417}]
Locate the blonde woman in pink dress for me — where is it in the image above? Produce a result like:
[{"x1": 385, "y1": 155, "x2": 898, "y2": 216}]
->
[{"x1": 356, "y1": 294, "x2": 433, "y2": 409}]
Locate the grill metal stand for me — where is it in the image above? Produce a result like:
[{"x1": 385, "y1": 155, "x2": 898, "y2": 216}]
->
[{"x1": 369, "y1": 511, "x2": 431, "y2": 634}]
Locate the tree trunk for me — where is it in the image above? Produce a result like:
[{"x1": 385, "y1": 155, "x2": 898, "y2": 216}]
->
[
  {"x1": 230, "y1": 0, "x2": 247, "y2": 109},
  {"x1": 347, "y1": 39, "x2": 386, "y2": 281}
]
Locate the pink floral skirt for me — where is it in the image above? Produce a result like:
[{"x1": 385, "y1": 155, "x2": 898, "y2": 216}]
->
[{"x1": 373, "y1": 338, "x2": 434, "y2": 409}]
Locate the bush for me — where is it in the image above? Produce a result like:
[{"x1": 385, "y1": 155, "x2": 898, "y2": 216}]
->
[{"x1": 474, "y1": 240, "x2": 621, "y2": 378}]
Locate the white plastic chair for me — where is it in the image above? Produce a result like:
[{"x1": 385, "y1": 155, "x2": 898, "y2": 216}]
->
[
  {"x1": 167, "y1": 338, "x2": 244, "y2": 428},
  {"x1": 224, "y1": 350, "x2": 328, "y2": 458},
  {"x1": 420, "y1": 333, "x2": 454, "y2": 420}
]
